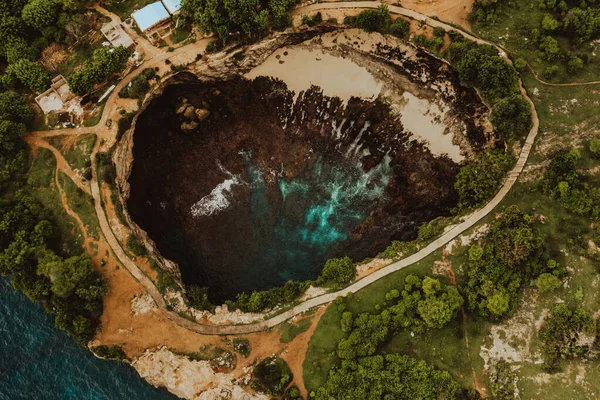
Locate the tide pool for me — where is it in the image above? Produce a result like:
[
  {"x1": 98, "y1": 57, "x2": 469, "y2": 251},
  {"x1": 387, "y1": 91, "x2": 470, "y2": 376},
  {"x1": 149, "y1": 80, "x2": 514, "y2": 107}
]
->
[{"x1": 0, "y1": 277, "x2": 175, "y2": 400}]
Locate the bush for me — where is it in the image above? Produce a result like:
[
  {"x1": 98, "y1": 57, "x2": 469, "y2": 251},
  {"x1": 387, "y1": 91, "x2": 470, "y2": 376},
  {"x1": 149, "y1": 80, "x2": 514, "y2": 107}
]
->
[
  {"x1": 126, "y1": 234, "x2": 146, "y2": 256},
  {"x1": 118, "y1": 68, "x2": 155, "y2": 99},
  {"x1": 455, "y1": 150, "x2": 514, "y2": 210},
  {"x1": 317, "y1": 257, "x2": 355, "y2": 285},
  {"x1": 389, "y1": 18, "x2": 410, "y2": 39},
  {"x1": 69, "y1": 46, "x2": 131, "y2": 95},
  {"x1": 513, "y1": 58, "x2": 527, "y2": 72},
  {"x1": 185, "y1": 285, "x2": 214, "y2": 311},
  {"x1": 590, "y1": 139, "x2": 600, "y2": 157},
  {"x1": 233, "y1": 337, "x2": 251, "y2": 357},
  {"x1": 252, "y1": 357, "x2": 292, "y2": 396}
]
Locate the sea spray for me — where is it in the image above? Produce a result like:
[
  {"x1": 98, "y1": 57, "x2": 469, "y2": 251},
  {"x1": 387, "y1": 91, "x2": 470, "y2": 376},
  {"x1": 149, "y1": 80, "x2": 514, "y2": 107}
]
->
[{"x1": 190, "y1": 161, "x2": 242, "y2": 217}]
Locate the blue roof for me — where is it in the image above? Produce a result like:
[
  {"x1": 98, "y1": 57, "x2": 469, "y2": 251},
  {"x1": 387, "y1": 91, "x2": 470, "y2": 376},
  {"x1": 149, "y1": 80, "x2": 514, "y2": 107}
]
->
[
  {"x1": 132, "y1": 2, "x2": 170, "y2": 32},
  {"x1": 162, "y1": 0, "x2": 182, "y2": 14}
]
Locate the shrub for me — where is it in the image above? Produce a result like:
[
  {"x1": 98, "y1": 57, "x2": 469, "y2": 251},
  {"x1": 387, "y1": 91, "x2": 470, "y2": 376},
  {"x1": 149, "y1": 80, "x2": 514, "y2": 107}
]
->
[
  {"x1": 317, "y1": 257, "x2": 355, "y2": 285},
  {"x1": 126, "y1": 234, "x2": 146, "y2": 256},
  {"x1": 590, "y1": 139, "x2": 600, "y2": 157},
  {"x1": 252, "y1": 357, "x2": 293, "y2": 396},
  {"x1": 389, "y1": 18, "x2": 410, "y2": 39}
]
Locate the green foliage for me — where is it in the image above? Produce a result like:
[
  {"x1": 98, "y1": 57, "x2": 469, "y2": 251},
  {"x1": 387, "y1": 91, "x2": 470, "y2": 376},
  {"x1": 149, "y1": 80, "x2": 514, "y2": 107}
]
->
[
  {"x1": 464, "y1": 206, "x2": 555, "y2": 320},
  {"x1": 5, "y1": 58, "x2": 51, "y2": 92},
  {"x1": 181, "y1": 0, "x2": 275, "y2": 44},
  {"x1": 252, "y1": 357, "x2": 292, "y2": 396},
  {"x1": 233, "y1": 337, "x2": 251, "y2": 357},
  {"x1": 91, "y1": 345, "x2": 128, "y2": 361},
  {"x1": 126, "y1": 234, "x2": 146, "y2": 256},
  {"x1": 453, "y1": 43, "x2": 520, "y2": 101},
  {"x1": 389, "y1": 18, "x2": 410, "y2": 39},
  {"x1": 513, "y1": 57, "x2": 527, "y2": 72},
  {"x1": 118, "y1": 68, "x2": 156, "y2": 99},
  {"x1": 491, "y1": 94, "x2": 532, "y2": 142},
  {"x1": 539, "y1": 304, "x2": 597, "y2": 371},
  {"x1": 543, "y1": 150, "x2": 600, "y2": 221},
  {"x1": 590, "y1": 139, "x2": 600, "y2": 157},
  {"x1": 537, "y1": 272, "x2": 561, "y2": 293},
  {"x1": 156, "y1": 269, "x2": 180, "y2": 293},
  {"x1": 455, "y1": 150, "x2": 514, "y2": 210},
  {"x1": 317, "y1": 256, "x2": 355, "y2": 285},
  {"x1": 355, "y1": 6, "x2": 391, "y2": 32},
  {"x1": 488, "y1": 360, "x2": 517, "y2": 400},
  {"x1": 185, "y1": 285, "x2": 214, "y2": 311},
  {"x1": 283, "y1": 385, "x2": 303, "y2": 400},
  {"x1": 21, "y1": 0, "x2": 58, "y2": 29},
  {"x1": 117, "y1": 112, "x2": 136, "y2": 139},
  {"x1": 316, "y1": 354, "x2": 473, "y2": 399},
  {"x1": 233, "y1": 280, "x2": 310, "y2": 312},
  {"x1": 269, "y1": 0, "x2": 297, "y2": 30},
  {"x1": 69, "y1": 46, "x2": 131, "y2": 95},
  {"x1": 301, "y1": 12, "x2": 322, "y2": 27},
  {"x1": 417, "y1": 277, "x2": 463, "y2": 328}
]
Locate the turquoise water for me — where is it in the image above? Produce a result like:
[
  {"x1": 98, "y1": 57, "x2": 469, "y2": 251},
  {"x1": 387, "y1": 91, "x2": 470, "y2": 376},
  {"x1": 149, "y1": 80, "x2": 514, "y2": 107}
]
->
[{"x1": 0, "y1": 277, "x2": 175, "y2": 400}]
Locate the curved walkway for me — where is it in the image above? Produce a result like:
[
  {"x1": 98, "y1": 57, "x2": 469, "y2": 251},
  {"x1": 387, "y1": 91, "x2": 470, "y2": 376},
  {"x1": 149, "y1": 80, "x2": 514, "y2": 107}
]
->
[{"x1": 28, "y1": 2, "x2": 540, "y2": 334}]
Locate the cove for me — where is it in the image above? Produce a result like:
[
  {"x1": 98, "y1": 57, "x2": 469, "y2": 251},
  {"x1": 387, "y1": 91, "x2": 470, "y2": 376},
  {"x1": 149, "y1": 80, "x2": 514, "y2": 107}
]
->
[{"x1": 124, "y1": 32, "x2": 490, "y2": 304}]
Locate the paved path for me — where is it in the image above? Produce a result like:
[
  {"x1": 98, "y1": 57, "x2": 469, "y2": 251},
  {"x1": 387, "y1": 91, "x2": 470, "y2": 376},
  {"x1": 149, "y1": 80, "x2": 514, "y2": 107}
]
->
[{"x1": 27, "y1": 2, "x2": 540, "y2": 334}]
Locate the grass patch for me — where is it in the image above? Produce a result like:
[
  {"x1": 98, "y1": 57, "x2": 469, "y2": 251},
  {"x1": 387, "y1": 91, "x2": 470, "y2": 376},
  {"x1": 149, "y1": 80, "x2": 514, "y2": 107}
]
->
[
  {"x1": 84, "y1": 104, "x2": 105, "y2": 127},
  {"x1": 170, "y1": 26, "x2": 191, "y2": 44},
  {"x1": 58, "y1": 171, "x2": 100, "y2": 240},
  {"x1": 63, "y1": 133, "x2": 96, "y2": 172},
  {"x1": 26, "y1": 148, "x2": 83, "y2": 257},
  {"x1": 279, "y1": 317, "x2": 312, "y2": 343}
]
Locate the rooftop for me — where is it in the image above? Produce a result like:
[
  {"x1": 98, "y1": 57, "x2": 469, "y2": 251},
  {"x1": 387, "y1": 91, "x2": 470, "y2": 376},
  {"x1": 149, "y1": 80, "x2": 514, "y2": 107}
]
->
[
  {"x1": 132, "y1": 2, "x2": 170, "y2": 32},
  {"x1": 162, "y1": 0, "x2": 182, "y2": 14}
]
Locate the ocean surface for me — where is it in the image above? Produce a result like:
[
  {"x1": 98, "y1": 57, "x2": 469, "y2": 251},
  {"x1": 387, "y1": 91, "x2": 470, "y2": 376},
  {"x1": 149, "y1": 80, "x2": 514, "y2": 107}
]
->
[{"x1": 0, "y1": 277, "x2": 176, "y2": 400}]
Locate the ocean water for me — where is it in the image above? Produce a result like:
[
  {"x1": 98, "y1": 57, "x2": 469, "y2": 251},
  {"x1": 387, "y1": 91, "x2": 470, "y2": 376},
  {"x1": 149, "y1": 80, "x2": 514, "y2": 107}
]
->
[{"x1": 0, "y1": 277, "x2": 176, "y2": 400}]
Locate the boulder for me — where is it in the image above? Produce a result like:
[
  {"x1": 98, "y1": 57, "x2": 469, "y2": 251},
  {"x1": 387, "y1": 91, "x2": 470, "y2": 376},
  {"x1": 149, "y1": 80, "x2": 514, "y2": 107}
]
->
[
  {"x1": 175, "y1": 98, "x2": 189, "y2": 114},
  {"x1": 195, "y1": 108, "x2": 211, "y2": 121},
  {"x1": 180, "y1": 121, "x2": 199, "y2": 132},
  {"x1": 183, "y1": 105, "x2": 196, "y2": 119}
]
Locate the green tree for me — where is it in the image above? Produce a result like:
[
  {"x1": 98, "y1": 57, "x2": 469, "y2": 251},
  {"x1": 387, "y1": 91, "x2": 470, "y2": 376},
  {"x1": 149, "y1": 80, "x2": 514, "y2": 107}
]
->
[
  {"x1": 538, "y1": 36, "x2": 560, "y2": 60},
  {"x1": 5, "y1": 58, "x2": 51, "y2": 92},
  {"x1": 455, "y1": 150, "x2": 513, "y2": 209},
  {"x1": 491, "y1": 94, "x2": 532, "y2": 142},
  {"x1": 567, "y1": 56, "x2": 584, "y2": 73},
  {"x1": 486, "y1": 289, "x2": 510, "y2": 316},
  {"x1": 21, "y1": 0, "x2": 58, "y2": 29},
  {"x1": 318, "y1": 256, "x2": 355, "y2": 284},
  {"x1": 0, "y1": 91, "x2": 33, "y2": 124},
  {"x1": 417, "y1": 277, "x2": 463, "y2": 328},
  {"x1": 537, "y1": 273, "x2": 561, "y2": 293}
]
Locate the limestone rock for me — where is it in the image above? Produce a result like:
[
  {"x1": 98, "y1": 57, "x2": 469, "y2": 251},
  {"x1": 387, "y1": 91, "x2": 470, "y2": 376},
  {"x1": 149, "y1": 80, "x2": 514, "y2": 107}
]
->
[
  {"x1": 181, "y1": 121, "x2": 199, "y2": 132},
  {"x1": 175, "y1": 98, "x2": 189, "y2": 114},
  {"x1": 195, "y1": 108, "x2": 211, "y2": 121},
  {"x1": 183, "y1": 105, "x2": 196, "y2": 119},
  {"x1": 132, "y1": 347, "x2": 268, "y2": 400}
]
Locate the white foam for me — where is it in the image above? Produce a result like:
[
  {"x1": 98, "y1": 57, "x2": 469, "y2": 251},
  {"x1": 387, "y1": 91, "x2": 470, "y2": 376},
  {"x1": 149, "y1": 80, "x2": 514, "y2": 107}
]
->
[{"x1": 190, "y1": 162, "x2": 242, "y2": 217}]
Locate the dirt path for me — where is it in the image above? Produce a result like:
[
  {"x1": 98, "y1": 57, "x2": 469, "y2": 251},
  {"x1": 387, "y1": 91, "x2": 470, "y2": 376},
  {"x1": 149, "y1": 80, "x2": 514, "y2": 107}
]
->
[{"x1": 24, "y1": 136, "x2": 91, "y2": 195}]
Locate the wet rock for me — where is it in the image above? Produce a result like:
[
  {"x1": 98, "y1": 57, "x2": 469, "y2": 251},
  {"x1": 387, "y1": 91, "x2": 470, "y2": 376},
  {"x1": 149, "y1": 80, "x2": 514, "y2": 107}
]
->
[
  {"x1": 175, "y1": 97, "x2": 189, "y2": 114},
  {"x1": 183, "y1": 105, "x2": 196, "y2": 119},
  {"x1": 195, "y1": 108, "x2": 210, "y2": 121},
  {"x1": 180, "y1": 120, "x2": 199, "y2": 131}
]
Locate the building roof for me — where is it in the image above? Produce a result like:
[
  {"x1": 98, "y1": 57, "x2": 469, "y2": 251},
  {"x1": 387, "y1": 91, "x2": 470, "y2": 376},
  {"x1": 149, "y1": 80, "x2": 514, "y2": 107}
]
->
[
  {"x1": 101, "y1": 22, "x2": 134, "y2": 48},
  {"x1": 161, "y1": 0, "x2": 182, "y2": 14},
  {"x1": 132, "y1": 2, "x2": 170, "y2": 32}
]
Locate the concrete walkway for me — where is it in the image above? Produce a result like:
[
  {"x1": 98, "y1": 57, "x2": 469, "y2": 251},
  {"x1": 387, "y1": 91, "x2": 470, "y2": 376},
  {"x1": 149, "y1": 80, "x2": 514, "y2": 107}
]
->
[{"x1": 27, "y1": 2, "x2": 539, "y2": 335}]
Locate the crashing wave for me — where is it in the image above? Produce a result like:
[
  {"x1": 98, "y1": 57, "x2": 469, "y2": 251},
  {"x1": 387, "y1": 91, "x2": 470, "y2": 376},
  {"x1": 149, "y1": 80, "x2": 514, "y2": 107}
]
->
[{"x1": 190, "y1": 161, "x2": 242, "y2": 217}]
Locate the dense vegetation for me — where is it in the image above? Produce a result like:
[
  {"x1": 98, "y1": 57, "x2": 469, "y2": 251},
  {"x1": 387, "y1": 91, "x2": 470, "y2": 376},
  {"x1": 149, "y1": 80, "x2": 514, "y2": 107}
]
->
[
  {"x1": 0, "y1": 90, "x2": 107, "y2": 345},
  {"x1": 464, "y1": 205, "x2": 562, "y2": 319},
  {"x1": 251, "y1": 357, "x2": 293, "y2": 396},
  {"x1": 543, "y1": 149, "x2": 600, "y2": 221},
  {"x1": 314, "y1": 275, "x2": 473, "y2": 399},
  {"x1": 539, "y1": 304, "x2": 598, "y2": 371},
  {"x1": 344, "y1": 5, "x2": 411, "y2": 39},
  {"x1": 118, "y1": 67, "x2": 157, "y2": 100},
  {"x1": 0, "y1": 0, "x2": 97, "y2": 92},
  {"x1": 180, "y1": 0, "x2": 299, "y2": 46},
  {"x1": 470, "y1": 0, "x2": 600, "y2": 76},
  {"x1": 69, "y1": 46, "x2": 131, "y2": 95}
]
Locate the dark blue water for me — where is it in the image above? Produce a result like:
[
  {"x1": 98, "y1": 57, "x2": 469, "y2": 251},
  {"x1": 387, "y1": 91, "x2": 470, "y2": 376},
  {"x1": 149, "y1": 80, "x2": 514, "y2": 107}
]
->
[{"x1": 0, "y1": 277, "x2": 176, "y2": 400}]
